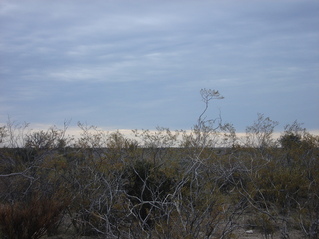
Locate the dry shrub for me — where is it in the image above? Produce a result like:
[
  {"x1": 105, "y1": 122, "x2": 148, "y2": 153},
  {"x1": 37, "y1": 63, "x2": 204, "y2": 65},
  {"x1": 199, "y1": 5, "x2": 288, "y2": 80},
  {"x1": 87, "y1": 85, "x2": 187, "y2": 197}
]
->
[{"x1": 0, "y1": 194, "x2": 68, "y2": 239}]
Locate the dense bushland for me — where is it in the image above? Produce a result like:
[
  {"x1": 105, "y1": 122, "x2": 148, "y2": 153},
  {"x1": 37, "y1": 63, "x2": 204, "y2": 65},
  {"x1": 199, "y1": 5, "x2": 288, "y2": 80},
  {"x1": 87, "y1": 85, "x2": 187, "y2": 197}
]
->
[{"x1": 0, "y1": 90, "x2": 318, "y2": 239}]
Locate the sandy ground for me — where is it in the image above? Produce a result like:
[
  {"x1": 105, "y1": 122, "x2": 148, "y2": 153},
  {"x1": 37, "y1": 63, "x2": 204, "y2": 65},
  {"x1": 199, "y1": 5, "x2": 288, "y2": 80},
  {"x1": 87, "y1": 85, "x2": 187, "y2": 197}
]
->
[
  {"x1": 234, "y1": 228, "x2": 305, "y2": 239},
  {"x1": 45, "y1": 229, "x2": 306, "y2": 239}
]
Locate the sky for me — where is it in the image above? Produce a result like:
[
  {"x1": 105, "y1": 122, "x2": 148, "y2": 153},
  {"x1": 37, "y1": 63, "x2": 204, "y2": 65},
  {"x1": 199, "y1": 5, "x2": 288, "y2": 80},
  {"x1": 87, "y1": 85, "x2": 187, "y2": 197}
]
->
[{"x1": 1, "y1": 0, "x2": 319, "y2": 134}]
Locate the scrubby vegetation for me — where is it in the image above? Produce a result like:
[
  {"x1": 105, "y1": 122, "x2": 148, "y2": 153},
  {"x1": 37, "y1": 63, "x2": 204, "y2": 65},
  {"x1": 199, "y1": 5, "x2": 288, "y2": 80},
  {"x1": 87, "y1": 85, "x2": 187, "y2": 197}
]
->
[{"x1": 0, "y1": 90, "x2": 318, "y2": 239}]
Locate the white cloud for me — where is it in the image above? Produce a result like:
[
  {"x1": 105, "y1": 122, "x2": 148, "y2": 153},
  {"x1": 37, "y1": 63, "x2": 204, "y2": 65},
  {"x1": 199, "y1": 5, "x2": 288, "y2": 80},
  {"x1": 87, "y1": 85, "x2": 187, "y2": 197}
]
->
[{"x1": 0, "y1": 0, "x2": 318, "y2": 132}]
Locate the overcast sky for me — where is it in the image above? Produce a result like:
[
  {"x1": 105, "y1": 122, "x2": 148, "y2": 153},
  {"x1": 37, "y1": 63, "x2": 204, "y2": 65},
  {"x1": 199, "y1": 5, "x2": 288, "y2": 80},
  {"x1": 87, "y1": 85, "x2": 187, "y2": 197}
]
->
[{"x1": 1, "y1": 0, "x2": 318, "y2": 133}]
